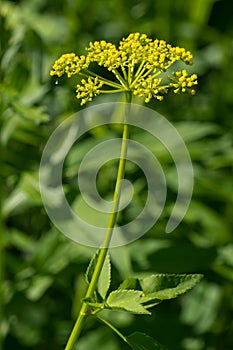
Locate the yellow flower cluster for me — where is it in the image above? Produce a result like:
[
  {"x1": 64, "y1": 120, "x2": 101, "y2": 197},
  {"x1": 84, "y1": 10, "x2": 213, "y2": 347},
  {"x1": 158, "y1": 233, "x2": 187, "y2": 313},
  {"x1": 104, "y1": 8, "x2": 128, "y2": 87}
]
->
[
  {"x1": 76, "y1": 77, "x2": 104, "y2": 105},
  {"x1": 50, "y1": 33, "x2": 198, "y2": 105},
  {"x1": 87, "y1": 41, "x2": 121, "y2": 70},
  {"x1": 50, "y1": 53, "x2": 88, "y2": 78},
  {"x1": 170, "y1": 70, "x2": 198, "y2": 94},
  {"x1": 132, "y1": 76, "x2": 166, "y2": 103},
  {"x1": 118, "y1": 33, "x2": 152, "y2": 67}
]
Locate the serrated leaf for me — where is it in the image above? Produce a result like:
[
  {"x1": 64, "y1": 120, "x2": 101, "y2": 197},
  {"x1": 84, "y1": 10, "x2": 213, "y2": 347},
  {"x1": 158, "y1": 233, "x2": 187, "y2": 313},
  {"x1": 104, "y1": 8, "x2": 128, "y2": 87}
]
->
[
  {"x1": 86, "y1": 250, "x2": 100, "y2": 284},
  {"x1": 98, "y1": 253, "x2": 111, "y2": 300},
  {"x1": 86, "y1": 250, "x2": 111, "y2": 300},
  {"x1": 126, "y1": 332, "x2": 167, "y2": 350},
  {"x1": 140, "y1": 274, "x2": 203, "y2": 302},
  {"x1": 106, "y1": 290, "x2": 150, "y2": 314}
]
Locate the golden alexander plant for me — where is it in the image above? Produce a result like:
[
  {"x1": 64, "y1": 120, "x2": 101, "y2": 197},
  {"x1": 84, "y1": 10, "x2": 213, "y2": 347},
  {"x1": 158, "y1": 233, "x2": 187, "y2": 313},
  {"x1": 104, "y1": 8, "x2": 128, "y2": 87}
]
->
[{"x1": 50, "y1": 33, "x2": 201, "y2": 350}]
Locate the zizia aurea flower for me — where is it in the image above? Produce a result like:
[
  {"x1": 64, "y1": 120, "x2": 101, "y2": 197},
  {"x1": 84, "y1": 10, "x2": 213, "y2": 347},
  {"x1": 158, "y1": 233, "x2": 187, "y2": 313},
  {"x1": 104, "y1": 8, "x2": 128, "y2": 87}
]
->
[{"x1": 50, "y1": 33, "x2": 198, "y2": 105}]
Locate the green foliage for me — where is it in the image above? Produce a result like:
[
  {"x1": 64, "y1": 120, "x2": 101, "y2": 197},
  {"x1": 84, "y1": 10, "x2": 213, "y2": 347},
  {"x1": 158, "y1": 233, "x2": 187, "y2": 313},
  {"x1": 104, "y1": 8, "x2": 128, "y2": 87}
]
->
[
  {"x1": 106, "y1": 290, "x2": 150, "y2": 315},
  {"x1": 86, "y1": 250, "x2": 111, "y2": 300},
  {"x1": 83, "y1": 256, "x2": 202, "y2": 347},
  {"x1": 127, "y1": 332, "x2": 167, "y2": 350},
  {"x1": 1, "y1": 0, "x2": 233, "y2": 349}
]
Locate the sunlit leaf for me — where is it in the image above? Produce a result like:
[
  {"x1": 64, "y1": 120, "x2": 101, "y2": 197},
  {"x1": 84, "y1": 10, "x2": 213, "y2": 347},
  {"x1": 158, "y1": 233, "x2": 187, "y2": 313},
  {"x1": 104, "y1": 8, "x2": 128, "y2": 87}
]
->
[
  {"x1": 140, "y1": 274, "x2": 203, "y2": 302},
  {"x1": 106, "y1": 290, "x2": 150, "y2": 314}
]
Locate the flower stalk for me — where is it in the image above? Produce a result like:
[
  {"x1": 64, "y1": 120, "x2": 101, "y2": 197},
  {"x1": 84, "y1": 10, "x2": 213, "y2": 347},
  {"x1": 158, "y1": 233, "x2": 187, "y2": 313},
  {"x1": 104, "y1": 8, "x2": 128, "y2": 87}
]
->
[{"x1": 64, "y1": 93, "x2": 132, "y2": 350}]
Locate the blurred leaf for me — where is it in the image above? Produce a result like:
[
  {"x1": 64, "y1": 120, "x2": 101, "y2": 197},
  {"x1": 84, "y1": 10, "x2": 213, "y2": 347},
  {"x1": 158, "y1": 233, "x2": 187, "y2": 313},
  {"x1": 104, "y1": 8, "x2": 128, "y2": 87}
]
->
[
  {"x1": 24, "y1": 11, "x2": 69, "y2": 44},
  {"x1": 175, "y1": 121, "x2": 218, "y2": 142},
  {"x1": 72, "y1": 196, "x2": 109, "y2": 228},
  {"x1": 31, "y1": 229, "x2": 61, "y2": 270},
  {"x1": 181, "y1": 281, "x2": 222, "y2": 333},
  {"x1": 2, "y1": 172, "x2": 41, "y2": 217},
  {"x1": 212, "y1": 244, "x2": 233, "y2": 281},
  {"x1": 76, "y1": 328, "x2": 119, "y2": 350},
  {"x1": 216, "y1": 245, "x2": 233, "y2": 267},
  {"x1": 187, "y1": 0, "x2": 219, "y2": 26},
  {"x1": 127, "y1": 332, "x2": 167, "y2": 350},
  {"x1": 110, "y1": 245, "x2": 133, "y2": 279},
  {"x1": 128, "y1": 240, "x2": 171, "y2": 270},
  {"x1": 26, "y1": 275, "x2": 53, "y2": 301},
  {"x1": 11, "y1": 101, "x2": 50, "y2": 123},
  {"x1": 6, "y1": 229, "x2": 36, "y2": 253},
  {"x1": 186, "y1": 201, "x2": 232, "y2": 245},
  {"x1": 146, "y1": 242, "x2": 217, "y2": 273}
]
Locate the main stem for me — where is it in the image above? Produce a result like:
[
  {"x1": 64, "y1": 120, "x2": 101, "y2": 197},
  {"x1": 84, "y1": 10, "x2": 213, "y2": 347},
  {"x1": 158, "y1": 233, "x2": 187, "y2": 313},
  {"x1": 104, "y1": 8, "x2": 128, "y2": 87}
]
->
[{"x1": 64, "y1": 93, "x2": 132, "y2": 350}]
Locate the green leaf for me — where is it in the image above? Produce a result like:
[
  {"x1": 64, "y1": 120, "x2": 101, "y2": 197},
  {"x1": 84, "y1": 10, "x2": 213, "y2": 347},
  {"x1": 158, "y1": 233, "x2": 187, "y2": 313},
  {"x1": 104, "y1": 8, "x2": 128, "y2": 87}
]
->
[
  {"x1": 116, "y1": 274, "x2": 203, "y2": 310},
  {"x1": 110, "y1": 245, "x2": 133, "y2": 278},
  {"x1": 98, "y1": 253, "x2": 111, "y2": 300},
  {"x1": 72, "y1": 196, "x2": 110, "y2": 228},
  {"x1": 140, "y1": 274, "x2": 203, "y2": 302},
  {"x1": 26, "y1": 276, "x2": 53, "y2": 301},
  {"x1": 11, "y1": 101, "x2": 50, "y2": 123},
  {"x1": 106, "y1": 290, "x2": 150, "y2": 315},
  {"x1": 180, "y1": 281, "x2": 222, "y2": 333},
  {"x1": 144, "y1": 242, "x2": 216, "y2": 273},
  {"x1": 118, "y1": 278, "x2": 161, "y2": 309},
  {"x1": 86, "y1": 250, "x2": 111, "y2": 300},
  {"x1": 86, "y1": 250, "x2": 100, "y2": 284},
  {"x1": 126, "y1": 332, "x2": 167, "y2": 350},
  {"x1": 77, "y1": 328, "x2": 119, "y2": 350},
  {"x1": 2, "y1": 172, "x2": 42, "y2": 218}
]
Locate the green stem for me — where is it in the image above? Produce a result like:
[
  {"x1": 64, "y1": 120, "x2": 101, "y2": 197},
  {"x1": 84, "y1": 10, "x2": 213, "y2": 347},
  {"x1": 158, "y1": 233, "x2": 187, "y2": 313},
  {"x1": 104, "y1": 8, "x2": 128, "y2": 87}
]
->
[
  {"x1": 64, "y1": 92, "x2": 132, "y2": 350},
  {"x1": 131, "y1": 67, "x2": 153, "y2": 88},
  {"x1": 95, "y1": 315, "x2": 128, "y2": 343},
  {"x1": 112, "y1": 69, "x2": 128, "y2": 89},
  {"x1": 80, "y1": 71, "x2": 123, "y2": 89},
  {"x1": 99, "y1": 89, "x2": 128, "y2": 94},
  {"x1": 134, "y1": 60, "x2": 145, "y2": 78},
  {"x1": 128, "y1": 61, "x2": 134, "y2": 85},
  {"x1": 121, "y1": 65, "x2": 128, "y2": 81}
]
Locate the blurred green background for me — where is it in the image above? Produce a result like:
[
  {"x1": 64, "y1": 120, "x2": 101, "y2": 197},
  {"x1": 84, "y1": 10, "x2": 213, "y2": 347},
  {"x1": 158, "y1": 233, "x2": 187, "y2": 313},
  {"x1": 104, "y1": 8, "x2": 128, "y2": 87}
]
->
[{"x1": 0, "y1": 0, "x2": 233, "y2": 349}]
